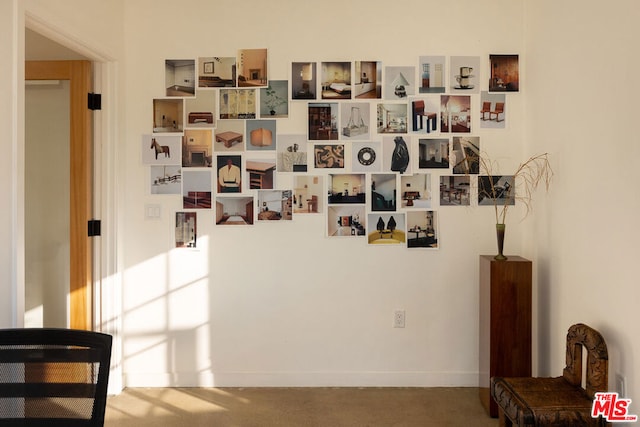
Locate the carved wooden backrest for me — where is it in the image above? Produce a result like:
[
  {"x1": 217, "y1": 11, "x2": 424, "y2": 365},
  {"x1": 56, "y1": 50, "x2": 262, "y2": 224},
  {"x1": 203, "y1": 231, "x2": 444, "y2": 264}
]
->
[{"x1": 562, "y1": 323, "x2": 609, "y2": 398}]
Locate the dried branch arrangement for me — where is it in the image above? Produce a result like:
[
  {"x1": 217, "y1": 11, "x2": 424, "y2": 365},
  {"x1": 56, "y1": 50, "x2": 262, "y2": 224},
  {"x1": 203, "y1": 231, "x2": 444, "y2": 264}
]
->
[{"x1": 477, "y1": 152, "x2": 553, "y2": 224}]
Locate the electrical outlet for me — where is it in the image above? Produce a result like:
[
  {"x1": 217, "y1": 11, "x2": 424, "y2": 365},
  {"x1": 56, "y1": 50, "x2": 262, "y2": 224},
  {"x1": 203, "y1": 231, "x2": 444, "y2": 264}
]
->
[
  {"x1": 393, "y1": 310, "x2": 405, "y2": 328},
  {"x1": 616, "y1": 373, "x2": 627, "y2": 397}
]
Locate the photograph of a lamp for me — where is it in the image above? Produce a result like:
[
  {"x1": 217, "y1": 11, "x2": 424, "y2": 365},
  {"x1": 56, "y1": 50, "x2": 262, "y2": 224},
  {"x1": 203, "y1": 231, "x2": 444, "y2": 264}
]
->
[
  {"x1": 392, "y1": 72, "x2": 409, "y2": 98},
  {"x1": 300, "y1": 63, "x2": 313, "y2": 94}
]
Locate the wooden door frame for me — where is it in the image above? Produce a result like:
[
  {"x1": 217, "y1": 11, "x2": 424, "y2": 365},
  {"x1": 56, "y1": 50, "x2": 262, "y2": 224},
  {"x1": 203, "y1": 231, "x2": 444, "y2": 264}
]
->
[{"x1": 25, "y1": 60, "x2": 93, "y2": 331}]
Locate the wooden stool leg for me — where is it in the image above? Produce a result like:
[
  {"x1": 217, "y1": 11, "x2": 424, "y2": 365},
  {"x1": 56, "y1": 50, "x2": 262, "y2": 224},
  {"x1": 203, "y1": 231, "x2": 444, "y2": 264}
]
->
[{"x1": 499, "y1": 409, "x2": 513, "y2": 427}]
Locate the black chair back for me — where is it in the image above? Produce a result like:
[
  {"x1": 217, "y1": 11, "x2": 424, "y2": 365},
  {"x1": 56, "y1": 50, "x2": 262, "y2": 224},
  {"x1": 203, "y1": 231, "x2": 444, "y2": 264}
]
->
[{"x1": 0, "y1": 328, "x2": 112, "y2": 426}]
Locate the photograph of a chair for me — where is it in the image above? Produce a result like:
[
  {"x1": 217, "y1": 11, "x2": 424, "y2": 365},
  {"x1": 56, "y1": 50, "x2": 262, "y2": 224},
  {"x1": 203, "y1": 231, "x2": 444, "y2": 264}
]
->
[
  {"x1": 489, "y1": 102, "x2": 505, "y2": 122},
  {"x1": 439, "y1": 175, "x2": 470, "y2": 206},
  {"x1": 294, "y1": 175, "x2": 324, "y2": 214},
  {"x1": 480, "y1": 101, "x2": 491, "y2": 121},
  {"x1": 479, "y1": 92, "x2": 506, "y2": 129},
  {"x1": 411, "y1": 99, "x2": 437, "y2": 133}
]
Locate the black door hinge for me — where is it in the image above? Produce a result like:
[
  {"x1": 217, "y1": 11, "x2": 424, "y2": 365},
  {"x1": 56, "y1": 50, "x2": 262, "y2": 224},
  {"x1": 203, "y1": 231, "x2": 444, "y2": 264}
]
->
[
  {"x1": 88, "y1": 93, "x2": 102, "y2": 110},
  {"x1": 88, "y1": 219, "x2": 101, "y2": 237}
]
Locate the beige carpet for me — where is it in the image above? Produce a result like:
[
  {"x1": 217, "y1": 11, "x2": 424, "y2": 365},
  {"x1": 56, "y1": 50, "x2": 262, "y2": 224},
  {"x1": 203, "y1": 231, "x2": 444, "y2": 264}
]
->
[{"x1": 106, "y1": 387, "x2": 498, "y2": 427}]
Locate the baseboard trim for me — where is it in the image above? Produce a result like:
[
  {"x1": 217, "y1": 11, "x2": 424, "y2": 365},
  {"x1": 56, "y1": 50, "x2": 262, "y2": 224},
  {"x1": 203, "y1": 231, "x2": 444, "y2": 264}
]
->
[{"x1": 124, "y1": 371, "x2": 480, "y2": 388}]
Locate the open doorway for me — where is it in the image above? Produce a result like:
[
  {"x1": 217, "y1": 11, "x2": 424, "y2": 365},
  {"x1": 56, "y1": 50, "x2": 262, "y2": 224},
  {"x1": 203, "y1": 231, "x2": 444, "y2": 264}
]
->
[{"x1": 25, "y1": 29, "x2": 94, "y2": 330}]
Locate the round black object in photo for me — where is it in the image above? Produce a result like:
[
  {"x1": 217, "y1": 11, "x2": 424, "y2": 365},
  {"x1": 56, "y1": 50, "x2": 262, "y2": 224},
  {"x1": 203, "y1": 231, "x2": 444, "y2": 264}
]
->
[{"x1": 357, "y1": 147, "x2": 376, "y2": 165}]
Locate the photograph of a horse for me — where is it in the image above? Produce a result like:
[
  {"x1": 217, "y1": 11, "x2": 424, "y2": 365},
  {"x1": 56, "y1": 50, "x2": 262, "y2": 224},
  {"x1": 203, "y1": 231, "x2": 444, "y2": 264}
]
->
[
  {"x1": 151, "y1": 137, "x2": 171, "y2": 159},
  {"x1": 141, "y1": 134, "x2": 181, "y2": 165}
]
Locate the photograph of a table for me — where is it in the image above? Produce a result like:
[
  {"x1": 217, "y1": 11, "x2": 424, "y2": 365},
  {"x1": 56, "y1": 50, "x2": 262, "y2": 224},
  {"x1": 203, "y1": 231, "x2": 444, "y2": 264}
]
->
[{"x1": 216, "y1": 131, "x2": 243, "y2": 148}]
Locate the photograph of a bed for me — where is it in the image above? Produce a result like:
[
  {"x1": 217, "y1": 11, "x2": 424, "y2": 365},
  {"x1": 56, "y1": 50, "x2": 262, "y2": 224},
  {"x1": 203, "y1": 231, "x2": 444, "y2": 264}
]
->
[
  {"x1": 215, "y1": 198, "x2": 254, "y2": 225},
  {"x1": 321, "y1": 61, "x2": 352, "y2": 99},
  {"x1": 323, "y1": 81, "x2": 351, "y2": 99}
]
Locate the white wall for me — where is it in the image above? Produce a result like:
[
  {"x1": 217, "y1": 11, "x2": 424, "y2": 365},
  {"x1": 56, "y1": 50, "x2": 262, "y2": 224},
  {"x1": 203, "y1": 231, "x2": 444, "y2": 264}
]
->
[
  {"x1": 3, "y1": 0, "x2": 637, "y2": 400},
  {"x1": 121, "y1": 0, "x2": 528, "y2": 387},
  {"x1": 525, "y1": 0, "x2": 640, "y2": 401}
]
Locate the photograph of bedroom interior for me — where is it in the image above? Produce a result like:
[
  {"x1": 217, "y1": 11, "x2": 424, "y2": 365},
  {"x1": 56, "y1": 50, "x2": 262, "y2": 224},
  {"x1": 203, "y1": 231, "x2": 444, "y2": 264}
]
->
[
  {"x1": 257, "y1": 190, "x2": 293, "y2": 221},
  {"x1": 165, "y1": 59, "x2": 196, "y2": 97},
  {"x1": 198, "y1": 56, "x2": 236, "y2": 88},
  {"x1": 237, "y1": 48, "x2": 268, "y2": 87},
  {"x1": 293, "y1": 175, "x2": 323, "y2": 214},
  {"x1": 355, "y1": 61, "x2": 382, "y2": 99},
  {"x1": 215, "y1": 196, "x2": 254, "y2": 225},
  {"x1": 440, "y1": 95, "x2": 471, "y2": 133},
  {"x1": 367, "y1": 213, "x2": 406, "y2": 245},
  {"x1": 418, "y1": 138, "x2": 450, "y2": 169},
  {"x1": 406, "y1": 210, "x2": 438, "y2": 249},
  {"x1": 371, "y1": 173, "x2": 396, "y2": 211},
  {"x1": 328, "y1": 174, "x2": 366, "y2": 204},
  {"x1": 321, "y1": 61, "x2": 352, "y2": 100},
  {"x1": 400, "y1": 174, "x2": 431, "y2": 209},
  {"x1": 327, "y1": 206, "x2": 366, "y2": 237}
]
